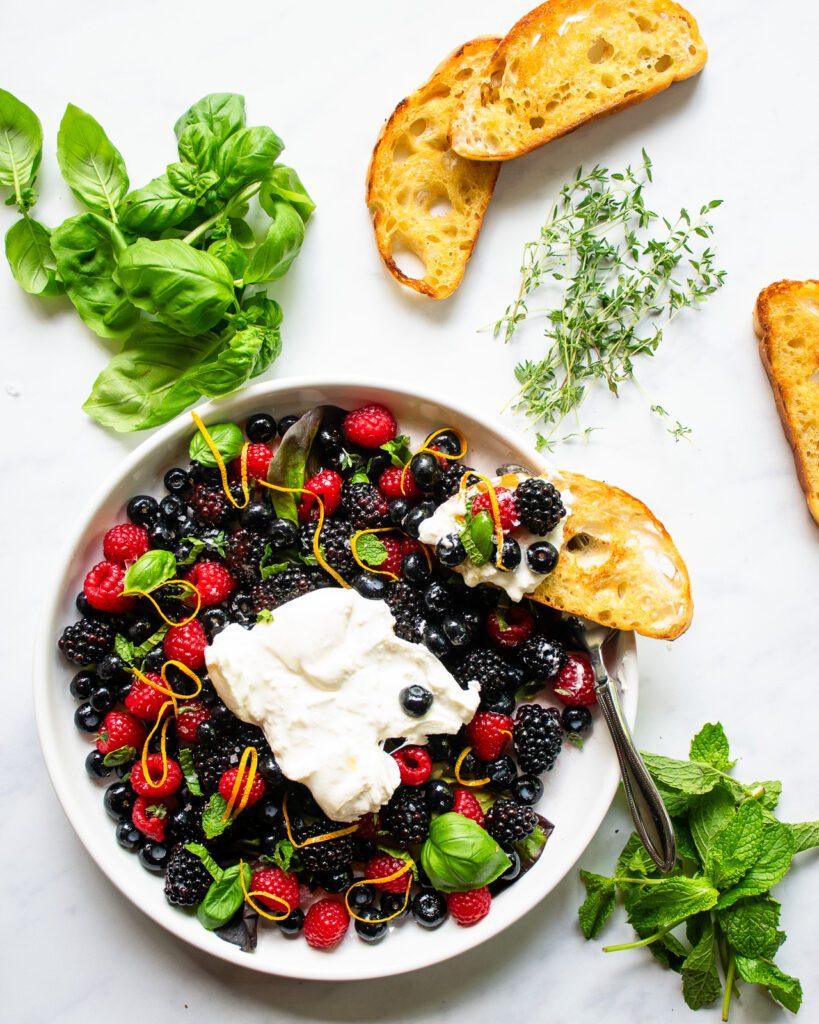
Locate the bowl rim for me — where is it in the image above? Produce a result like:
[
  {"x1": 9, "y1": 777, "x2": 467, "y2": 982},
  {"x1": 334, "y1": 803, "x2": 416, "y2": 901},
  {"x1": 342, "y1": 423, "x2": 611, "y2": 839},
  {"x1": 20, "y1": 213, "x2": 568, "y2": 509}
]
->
[{"x1": 33, "y1": 374, "x2": 638, "y2": 981}]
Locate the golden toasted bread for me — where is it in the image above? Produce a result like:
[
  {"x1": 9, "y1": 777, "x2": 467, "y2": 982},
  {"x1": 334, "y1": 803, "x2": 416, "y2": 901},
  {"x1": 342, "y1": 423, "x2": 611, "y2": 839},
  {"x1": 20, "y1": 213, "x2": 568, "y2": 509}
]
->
[
  {"x1": 366, "y1": 38, "x2": 501, "y2": 299},
  {"x1": 754, "y1": 281, "x2": 819, "y2": 524},
  {"x1": 449, "y1": 0, "x2": 707, "y2": 161}
]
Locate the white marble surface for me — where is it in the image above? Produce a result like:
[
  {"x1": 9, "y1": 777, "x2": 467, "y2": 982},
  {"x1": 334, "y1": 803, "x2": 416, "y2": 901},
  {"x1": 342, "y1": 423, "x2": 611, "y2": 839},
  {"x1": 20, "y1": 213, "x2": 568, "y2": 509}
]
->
[{"x1": 2, "y1": 0, "x2": 819, "y2": 1020}]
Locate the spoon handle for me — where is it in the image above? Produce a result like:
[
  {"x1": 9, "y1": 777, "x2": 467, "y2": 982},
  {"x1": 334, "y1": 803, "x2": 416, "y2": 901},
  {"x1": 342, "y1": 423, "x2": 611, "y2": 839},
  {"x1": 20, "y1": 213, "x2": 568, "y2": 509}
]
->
[{"x1": 589, "y1": 645, "x2": 677, "y2": 873}]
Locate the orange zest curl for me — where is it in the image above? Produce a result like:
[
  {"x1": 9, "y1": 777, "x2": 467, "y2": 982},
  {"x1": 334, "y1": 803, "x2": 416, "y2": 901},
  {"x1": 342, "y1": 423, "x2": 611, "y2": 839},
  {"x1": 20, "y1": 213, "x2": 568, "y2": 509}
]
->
[
  {"x1": 131, "y1": 659, "x2": 202, "y2": 717},
  {"x1": 281, "y1": 793, "x2": 359, "y2": 848},
  {"x1": 121, "y1": 578, "x2": 202, "y2": 627},
  {"x1": 454, "y1": 745, "x2": 490, "y2": 788},
  {"x1": 459, "y1": 470, "x2": 508, "y2": 572},
  {"x1": 344, "y1": 862, "x2": 413, "y2": 924},
  {"x1": 350, "y1": 527, "x2": 399, "y2": 582},
  {"x1": 399, "y1": 425, "x2": 468, "y2": 496},
  {"x1": 222, "y1": 745, "x2": 259, "y2": 821},
  {"x1": 190, "y1": 410, "x2": 250, "y2": 509},
  {"x1": 239, "y1": 859, "x2": 293, "y2": 922},
  {"x1": 140, "y1": 700, "x2": 175, "y2": 789}
]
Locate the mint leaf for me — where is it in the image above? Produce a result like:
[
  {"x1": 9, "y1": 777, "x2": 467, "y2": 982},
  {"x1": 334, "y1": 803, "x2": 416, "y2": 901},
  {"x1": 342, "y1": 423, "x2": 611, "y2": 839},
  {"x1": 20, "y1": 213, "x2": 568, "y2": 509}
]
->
[
  {"x1": 184, "y1": 842, "x2": 223, "y2": 882},
  {"x1": 645, "y1": 929, "x2": 688, "y2": 972},
  {"x1": 178, "y1": 745, "x2": 203, "y2": 796},
  {"x1": 754, "y1": 780, "x2": 782, "y2": 812},
  {"x1": 672, "y1": 819, "x2": 700, "y2": 864},
  {"x1": 178, "y1": 532, "x2": 227, "y2": 565},
  {"x1": 350, "y1": 469, "x2": 370, "y2": 484},
  {"x1": 459, "y1": 510, "x2": 494, "y2": 567},
  {"x1": 114, "y1": 633, "x2": 136, "y2": 662},
  {"x1": 717, "y1": 820, "x2": 794, "y2": 909},
  {"x1": 641, "y1": 753, "x2": 721, "y2": 795},
  {"x1": 578, "y1": 871, "x2": 616, "y2": 939},
  {"x1": 380, "y1": 434, "x2": 413, "y2": 467},
  {"x1": 202, "y1": 793, "x2": 231, "y2": 839},
  {"x1": 704, "y1": 799, "x2": 764, "y2": 890},
  {"x1": 625, "y1": 876, "x2": 719, "y2": 931},
  {"x1": 689, "y1": 786, "x2": 737, "y2": 863},
  {"x1": 255, "y1": 608, "x2": 274, "y2": 624},
  {"x1": 355, "y1": 532, "x2": 387, "y2": 567},
  {"x1": 787, "y1": 820, "x2": 819, "y2": 854},
  {"x1": 718, "y1": 895, "x2": 785, "y2": 959},
  {"x1": 681, "y1": 919, "x2": 722, "y2": 1010},
  {"x1": 132, "y1": 624, "x2": 169, "y2": 661},
  {"x1": 654, "y1": 780, "x2": 698, "y2": 817},
  {"x1": 734, "y1": 956, "x2": 803, "y2": 1013},
  {"x1": 689, "y1": 722, "x2": 735, "y2": 772},
  {"x1": 616, "y1": 832, "x2": 659, "y2": 878},
  {"x1": 262, "y1": 839, "x2": 301, "y2": 874},
  {"x1": 102, "y1": 745, "x2": 136, "y2": 767}
]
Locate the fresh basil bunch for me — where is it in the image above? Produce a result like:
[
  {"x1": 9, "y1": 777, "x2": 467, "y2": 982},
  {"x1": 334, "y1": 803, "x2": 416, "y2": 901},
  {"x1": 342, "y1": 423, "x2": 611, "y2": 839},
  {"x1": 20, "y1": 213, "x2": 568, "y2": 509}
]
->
[{"x1": 0, "y1": 88, "x2": 314, "y2": 431}]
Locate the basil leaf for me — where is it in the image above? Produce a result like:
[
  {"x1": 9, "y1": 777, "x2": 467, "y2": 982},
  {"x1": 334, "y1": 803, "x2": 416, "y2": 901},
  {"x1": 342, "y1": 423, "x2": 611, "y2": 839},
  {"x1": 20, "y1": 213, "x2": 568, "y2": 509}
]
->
[
  {"x1": 206, "y1": 236, "x2": 247, "y2": 279},
  {"x1": 229, "y1": 217, "x2": 255, "y2": 247},
  {"x1": 177, "y1": 123, "x2": 219, "y2": 170},
  {"x1": 51, "y1": 213, "x2": 138, "y2": 338},
  {"x1": 5, "y1": 217, "x2": 62, "y2": 296},
  {"x1": 420, "y1": 813, "x2": 511, "y2": 893},
  {"x1": 174, "y1": 93, "x2": 246, "y2": 147},
  {"x1": 115, "y1": 238, "x2": 236, "y2": 335},
  {"x1": 202, "y1": 793, "x2": 232, "y2": 840},
  {"x1": 167, "y1": 161, "x2": 219, "y2": 201},
  {"x1": 190, "y1": 421, "x2": 244, "y2": 466},
  {"x1": 266, "y1": 406, "x2": 323, "y2": 522},
  {"x1": 0, "y1": 88, "x2": 42, "y2": 209},
  {"x1": 197, "y1": 862, "x2": 250, "y2": 930},
  {"x1": 185, "y1": 322, "x2": 279, "y2": 398},
  {"x1": 260, "y1": 164, "x2": 315, "y2": 222},
  {"x1": 460, "y1": 510, "x2": 494, "y2": 567},
  {"x1": 216, "y1": 125, "x2": 283, "y2": 198},
  {"x1": 244, "y1": 198, "x2": 304, "y2": 284},
  {"x1": 82, "y1": 323, "x2": 217, "y2": 431},
  {"x1": 56, "y1": 104, "x2": 128, "y2": 219},
  {"x1": 118, "y1": 174, "x2": 197, "y2": 236},
  {"x1": 122, "y1": 549, "x2": 177, "y2": 593},
  {"x1": 184, "y1": 842, "x2": 222, "y2": 881},
  {"x1": 356, "y1": 533, "x2": 387, "y2": 567}
]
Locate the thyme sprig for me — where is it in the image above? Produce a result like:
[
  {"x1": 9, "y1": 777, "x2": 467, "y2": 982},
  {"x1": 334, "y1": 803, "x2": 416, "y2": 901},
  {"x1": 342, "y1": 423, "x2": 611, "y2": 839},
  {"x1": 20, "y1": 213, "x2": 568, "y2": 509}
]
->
[{"x1": 493, "y1": 151, "x2": 725, "y2": 451}]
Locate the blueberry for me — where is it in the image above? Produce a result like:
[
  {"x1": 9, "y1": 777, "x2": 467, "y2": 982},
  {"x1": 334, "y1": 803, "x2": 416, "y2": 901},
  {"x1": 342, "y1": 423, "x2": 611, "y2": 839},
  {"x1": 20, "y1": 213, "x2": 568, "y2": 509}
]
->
[
  {"x1": 126, "y1": 617, "x2": 154, "y2": 645},
  {"x1": 512, "y1": 774, "x2": 543, "y2": 806},
  {"x1": 367, "y1": 452, "x2": 391, "y2": 479},
  {"x1": 90, "y1": 686, "x2": 116, "y2": 713},
  {"x1": 353, "y1": 572, "x2": 388, "y2": 600},
  {"x1": 278, "y1": 908, "x2": 305, "y2": 935},
  {"x1": 381, "y1": 891, "x2": 411, "y2": 920},
  {"x1": 402, "y1": 501, "x2": 436, "y2": 539},
  {"x1": 353, "y1": 838, "x2": 376, "y2": 862},
  {"x1": 160, "y1": 494, "x2": 186, "y2": 521},
  {"x1": 241, "y1": 501, "x2": 273, "y2": 532},
  {"x1": 75, "y1": 591, "x2": 97, "y2": 618},
  {"x1": 229, "y1": 592, "x2": 255, "y2": 621},
  {"x1": 316, "y1": 422, "x2": 343, "y2": 454},
  {"x1": 74, "y1": 702, "x2": 103, "y2": 733},
  {"x1": 527, "y1": 541, "x2": 559, "y2": 574},
  {"x1": 127, "y1": 495, "x2": 161, "y2": 527},
  {"x1": 201, "y1": 606, "x2": 229, "y2": 640},
  {"x1": 436, "y1": 534, "x2": 466, "y2": 567},
  {"x1": 148, "y1": 522, "x2": 175, "y2": 550},
  {"x1": 562, "y1": 706, "x2": 593, "y2": 734},
  {"x1": 441, "y1": 613, "x2": 472, "y2": 648},
  {"x1": 104, "y1": 781, "x2": 135, "y2": 820},
  {"x1": 115, "y1": 819, "x2": 143, "y2": 851},
  {"x1": 355, "y1": 905, "x2": 388, "y2": 943},
  {"x1": 429, "y1": 430, "x2": 462, "y2": 456},
  {"x1": 500, "y1": 849, "x2": 522, "y2": 882},
  {"x1": 69, "y1": 670, "x2": 95, "y2": 700},
  {"x1": 400, "y1": 684, "x2": 433, "y2": 718},
  {"x1": 348, "y1": 882, "x2": 376, "y2": 909},
  {"x1": 85, "y1": 749, "x2": 112, "y2": 779},
  {"x1": 258, "y1": 752, "x2": 285, "y2": 786},
  {"x1": 268, "y1": 517, "x2": 299, "y2": 548},
  {"x1": 252, "y1": 799, "x2": 285, "y2": 838},
  {"x1": 410, "y1": 452, "x2": 440, "y2": 492},
  {"x1": 401, "y1": 552, "x2": 430, "y2": 584},
  {"x1": 484, "y1": 754, "x2": 517, "y2": 791},
  {"x1": 412, "y1": 890, "x2": 448, "y2": 928},
  {"x1": 480, "y1": 691, "x2": 516, "y2": 716},
  {"x1": 388, "y1": 498, "x2": 412, "y2": 527},
  {"x1": 426, "y1": 779, "x2": 454, "y2": 813},
  {"x1": 321, "y1": 867, "x2": 354, "y2": 893},
  {"x1": 493, "y1": 537, "x2": 522, "y2": 571},
  {"x1": 247, "y1": 413, "x2": 277, "y2": 443},
  {"x1": 166, "y1": 805, "x2": 203, "y2": 844},
  {"x1": 277, "y1": 414, "x2": 299, "y2": 437},
  {"x1": 97, "y1": 652, "x2": 125, "y2": 682},
  {"x1": 458, "y1": 749, "x2": 480, "y2": 778},
  {"x1": 138, "y1": 841, "x2": 169, "y2": 873},
  {"x1": 163, "y1": 467, "x2": 192, "y2": 495},
  {"x1": 426, "y1": 734, "x2": 454, "y2": 762},
  {"x1": 142, "y1": 647, "x2": 166, "y2": 673},
  {"x1": 423, "y1": 582, "x2": 452, "y2": 616},
  {"x1": 423, "y1": 623, "x2": 451, "y2": 658}
]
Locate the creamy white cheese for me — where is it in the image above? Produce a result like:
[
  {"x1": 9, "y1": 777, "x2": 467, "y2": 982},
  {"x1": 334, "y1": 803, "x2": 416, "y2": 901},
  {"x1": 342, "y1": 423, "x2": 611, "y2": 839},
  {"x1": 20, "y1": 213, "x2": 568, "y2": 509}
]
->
[
  {"x1": 205, "y1": 588, "x2": 480, "y2": 822},
  {"x1": 419, "y1": 473, "x2": 572, "y2": 602}
]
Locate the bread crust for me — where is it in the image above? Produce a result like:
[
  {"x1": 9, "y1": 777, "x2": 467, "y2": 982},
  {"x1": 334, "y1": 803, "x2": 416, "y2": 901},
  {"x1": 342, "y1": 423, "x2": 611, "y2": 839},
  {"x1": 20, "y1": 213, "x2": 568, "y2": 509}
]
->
[
  {"x1": 449, "y1": 0, "x2": 707, "y2": 161},
  {"x1": 754, "y1": 280, "x2": 819, "y2": 524},
  {"x1": 366, "y1": 38, "x2": 501, "y2": 299}
]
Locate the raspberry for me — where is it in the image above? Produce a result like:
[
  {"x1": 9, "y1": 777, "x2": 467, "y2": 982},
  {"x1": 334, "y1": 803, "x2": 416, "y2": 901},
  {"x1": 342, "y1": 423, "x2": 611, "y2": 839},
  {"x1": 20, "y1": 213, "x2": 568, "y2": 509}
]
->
[
  {"x1": 391, "y1": 746, "x2": 432, "y2": 785},
  {"x1": 466, "y1": 711, "x2": 514, "y2": 761},
  {"x1": 83, "y1": 561, "x2": 135, "y2": 614},
  {"x1": 378, "y1": 535, "x2": 404, "y2": 577},
  {"x1": 175, "y1": 701, "x2": 211, "y2": 743},
  {"x1": 190, "y1": 484, "x2": 231, "y2": 526},
  {"x1": 471, "y1": 487, "x2": 520, "y2": 534},
  {"x1": 447, "y1": 887, "x2": 491, "y2": 927},
  {"x1": 399, "y1": 536, "x2": 424, "y2": 558},
  {"x1": 130, "y1": 754, "x2": 183, "y2": 797},
  {"x1": 342, "y1": 482, "x2": 390, "y2": 529},
  {"x1": 132, "y1": 795, "x2": 169, "y2": 841},
  {"x1": 486, "y1": 606, "x2": 534, "y2": 649},
  {"x1": 381, "y1": 784, "x2": 430, "y2": 844},
  {"x1": 218, "y1": 765, "x2": 267, "y2": 809},
  {"x1": 514, "y1": 704, "x2": 563, "y2": 774},
  {"x1": 554, "y1": 651, "x2": 597, "y2": 706},
  {"x1": 164, "y1": 619, "x2": 207, "y2": 669},
  {"x1": 452, "y1": 788, "x2": 484, "y2": 826},
  {"x1": 484, "y1": 798, "x2": 537, "y2": 848},
  {"x1": 378, "y1": 466, "x2": 421, "y2": 500},
  {"x1": 96, "y1": 710, "x2": 146, "y2": 755},
  {"x1": 233, "y1": 442, "x2": 274, "y2": 480},
  {"x1": 124, "y1": 672, "x2": 167, "y2": 721},
  {"x1": 298, "y1": 469, "x2": 343, "y2": 521},
  {"x1": 514, "y1": 477, "x2": 566, "y2": 535},
  {"x1": 365, "y1": 854, "x2": 411, "y2": 893},
  {"x1": 58, "y1": 617, "x2": 114, "y2": 665},
  {"x1": 186, "y1": 561, "x2": 236, "y2": 606},
  {"x1": 304, "y1": 897, "x2": 349, "y2": 949},
  {"x1": 250, "y1": 867, "x2": 300, "y2": 914},
  {"x1": 343, "y1": 403, "x2": 397, "y2": 449},
  {"x1": 102, "y1": 523, "x2": 150, "y2": 565},
  {"x1": 164, "y1": 844, "x2": 212, "y2": 906}
]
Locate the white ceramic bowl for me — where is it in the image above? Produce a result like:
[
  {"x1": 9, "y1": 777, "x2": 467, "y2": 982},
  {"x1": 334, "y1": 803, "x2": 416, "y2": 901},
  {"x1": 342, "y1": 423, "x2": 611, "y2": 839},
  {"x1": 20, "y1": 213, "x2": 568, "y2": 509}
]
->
[{"x1": 33, "y1": 377, "x2": 638, "y2": 981}]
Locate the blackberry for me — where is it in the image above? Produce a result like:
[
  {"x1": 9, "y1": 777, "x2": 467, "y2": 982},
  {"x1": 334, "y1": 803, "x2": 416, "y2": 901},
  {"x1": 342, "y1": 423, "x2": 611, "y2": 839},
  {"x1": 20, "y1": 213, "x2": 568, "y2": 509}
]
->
[
  {"x1": 58, "y1": 617, "x2": 115, "y2": 665},
  {"x1": 299, "y1": 519, "x2": 356, "y2": 577},
  {"x1": 513, "y1": 704, "x2": 563, "y2": 774},
  {"x1": 189, "y1": 484, "x2": 232, "y2": 526},
  {"x1": 381, "y1": 785, "x2": 430, "y2": 845},
  {"x1": 452, "y1": 648, "x2": 522, "y2": 701},
  {"x1": 224, "y1": 528, "x2": 269, "y2": 588},
  {"x1": 163, "y1": 844, "x2": 212, "y2": 906},
  {"x1": 484, "y1": 798, "x2": 537, "y2": 849},
  {"x1": 518, "y1": 635, "x2": 566, "y2": 681},
  {"x1": 434, "y1": 463, "x2": 472, "y2": 504},
  {"x1": 514, "y1": 478, "x2": 566, "y2": 535},
  {"x1": 251, "y1": 567, "x2": 319, "y2": 612},
  {"x1": 342, "y1": 482, "x2": 390, "y2": 529},
  {"x1": 384, "y1": 582, "x2": 425, "y2": 644},
  {"x1": 191, "y1": 723, "x2": 266, "y2": 793},
  {"x1": 295, "y1": 818, "x2": 354, "y2": 875}
]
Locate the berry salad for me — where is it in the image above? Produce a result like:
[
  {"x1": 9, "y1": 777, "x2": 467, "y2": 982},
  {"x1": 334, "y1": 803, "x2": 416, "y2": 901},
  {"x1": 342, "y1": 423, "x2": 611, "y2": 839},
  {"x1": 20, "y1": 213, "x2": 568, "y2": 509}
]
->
[{"x1": 58, "y1": 401, "x2": 599, "y2": 952}]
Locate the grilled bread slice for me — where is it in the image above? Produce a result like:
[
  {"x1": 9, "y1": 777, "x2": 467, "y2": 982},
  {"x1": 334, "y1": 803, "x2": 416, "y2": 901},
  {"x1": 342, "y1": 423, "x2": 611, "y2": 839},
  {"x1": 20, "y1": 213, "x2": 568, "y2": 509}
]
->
[
  {"x1": 449, "y1": 0, "x2": 707, "y2": 161},
  {"x1": 366, "y1": 38, "x2": 501, "y2": 299},
  {"x1": 754, "y1": 281, "x2": 819, "y2": 524}
]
